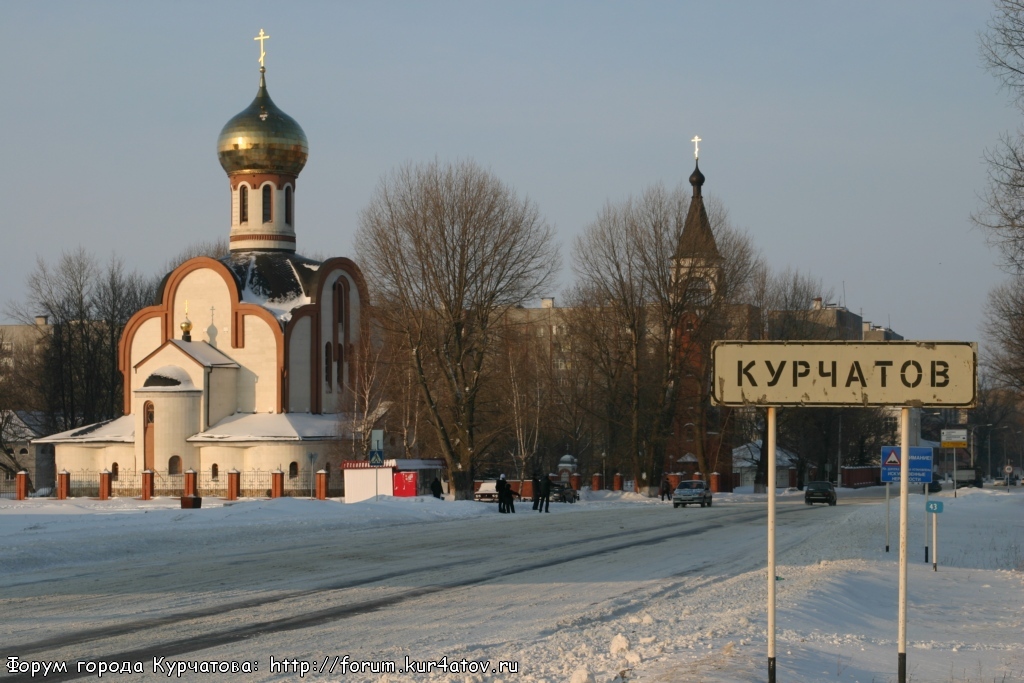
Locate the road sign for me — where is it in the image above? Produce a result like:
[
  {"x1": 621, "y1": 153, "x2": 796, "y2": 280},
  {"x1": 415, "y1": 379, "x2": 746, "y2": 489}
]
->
[
  {"x1": 940, "y1": 428, "x2": 967, "y2": 448},
  {"x1": 881, "y1": 446, "x2": 934, "y2": 483},
  {"x1": 369, "y1": 450, "x2": 385, "y2": 467},
  {"x1": 926, "y1": 501, "x2": 943, "y2": 514},
  {"x1": 1006, "y1": 465, "x2": 1015, "y2": 474},
  {"x1": 710, "y1": 341, "x2": 977, "y2": 407}
]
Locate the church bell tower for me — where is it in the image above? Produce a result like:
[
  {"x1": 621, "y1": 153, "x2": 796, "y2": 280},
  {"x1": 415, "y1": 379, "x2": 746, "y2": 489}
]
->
[{"x1": 217, "y1": 30, "x2": 309, "y2": 253}]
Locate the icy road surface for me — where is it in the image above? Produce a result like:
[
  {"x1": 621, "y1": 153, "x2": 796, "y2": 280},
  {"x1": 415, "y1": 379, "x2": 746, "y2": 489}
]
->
[{"x1": 1, "y1": 488, "x2": 1022, "y2": 682}]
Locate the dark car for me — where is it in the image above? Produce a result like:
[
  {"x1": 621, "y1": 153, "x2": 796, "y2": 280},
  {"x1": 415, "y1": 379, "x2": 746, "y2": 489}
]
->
[
  {"x1": 549, "y1": 482, "x2": 579, "y2": 503},
  {"x1": 804, "y1": 481, "x2": 837, "y2": 506},
  {"x1": 924, "y1": 481, "x2": 942, "y2": 494}
]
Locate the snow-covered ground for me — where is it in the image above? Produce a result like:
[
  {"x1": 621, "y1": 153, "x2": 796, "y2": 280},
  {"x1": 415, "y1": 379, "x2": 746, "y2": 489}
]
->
[{"x1": 1, "y1": 486, "x2": 1022, "y2": 682}]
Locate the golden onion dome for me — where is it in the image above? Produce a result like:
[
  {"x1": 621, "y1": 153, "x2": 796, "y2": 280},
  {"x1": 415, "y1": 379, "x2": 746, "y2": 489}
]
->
[{"x1": 217, "y1": 69, "x2": 308, "y2": 176}]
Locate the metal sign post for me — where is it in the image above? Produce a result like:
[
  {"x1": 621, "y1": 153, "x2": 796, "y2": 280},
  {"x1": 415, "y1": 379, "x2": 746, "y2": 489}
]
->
[
  {"x1": 767, "y1": 407, "x2": 777, "y2": 683},
  {"x1": 898, "y1": 408, "x2": 910, "y2": 683},
  {"x1": 885, "y1": 482, "x2": 890, "y2": 552}
]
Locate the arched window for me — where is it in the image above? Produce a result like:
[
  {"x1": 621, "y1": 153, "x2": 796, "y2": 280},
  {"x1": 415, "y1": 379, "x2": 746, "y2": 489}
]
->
[
  {"x1": 145, "y1": 403, "x2": 155, "y2": 425},
  {"x1": 239, "y1": 185, "x2": 249, "y2": 223},
  {"x1": 289, "y1": 461, "x2": 299, "y2": 479},
  {"x1": 211, "y1": 463, "x2": 219, "y2": 481},
  {"x1": 285, "y1": 186, "x2": 293, "y2": 225},
  {"x1": 111, "y1": 462, "x2": 119, "y2": 481},
  {"x1": 19, "y1": 448, "x2": 27, "y2": 455},
  {"x1": 168, "y1": 456, "x2": 182, "y2": 475},
  {"x1": 325, "y1": 342, "x2": 333, "y2": 390},
  {"x1": 262, "y1": 185, "x2": 272, "y2": 223}
]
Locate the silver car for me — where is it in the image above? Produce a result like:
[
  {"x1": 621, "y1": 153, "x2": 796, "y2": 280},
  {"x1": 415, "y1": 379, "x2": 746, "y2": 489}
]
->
[{"x1": 673, "y1": 480, "x2": 712, "y2": 508}]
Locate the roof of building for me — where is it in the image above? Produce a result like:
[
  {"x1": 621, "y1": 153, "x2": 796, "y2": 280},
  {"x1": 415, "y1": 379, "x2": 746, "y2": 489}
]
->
[
  {"x1": 187, "y1": 412, "x2": 354, "y2": 442},
  {"x1": 220, "y1": 251, "x2": 319, "y2": 323},
  {"x1": 167, "y1": 340, "x2": 240, "y2": 368},
  {"x1": 675, "y1": 160, "x2": 721, "y2": 261},
  {"x1": 34, "y1": 415, "x2": 135, "y2": 444}
]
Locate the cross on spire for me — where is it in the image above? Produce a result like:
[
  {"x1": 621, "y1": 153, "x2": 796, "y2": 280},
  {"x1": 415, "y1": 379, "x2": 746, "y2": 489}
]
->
[
  {"x1": 254, "y1": 29, "x2": 270, "y2": 68},
  {"x1": 691, "y1": 135, "x2": 702, "y2": 160}
]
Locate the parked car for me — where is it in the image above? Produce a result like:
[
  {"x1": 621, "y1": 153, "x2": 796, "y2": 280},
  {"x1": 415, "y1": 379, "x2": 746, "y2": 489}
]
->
[
  {"x1": 673, "y1": 480, "x2": 712, "y2": 508},
  {"x1": 549, "y1": 482, "x2": 578, "y2": 503},
  {"x1": 804, "y1": 481, "x2": 837, "y2": 506},
  {"x1": 474, "y1": 480, "x2": 499, "y2": 502},
  {"x1": 924, "y1": 481, "x2": 942, "y2": 493}
]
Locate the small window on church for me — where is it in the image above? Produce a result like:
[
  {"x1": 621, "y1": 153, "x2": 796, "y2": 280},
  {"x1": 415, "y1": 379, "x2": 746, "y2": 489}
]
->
[
  {"x1": 168, "y1": 456, "x2": 181, "y2": 475},
  {"x1": 211, "y1": 464, "x2": 219, "y2": 481},
  {"x1": 325, "y1": 342, "x2": 333, "y2": 390},
  {"x1": 285, "y1": 186, "x2": 293, "y2": 225},
  {"x1": 145, "y1": 403, "x2": 154, "y2": 425},
  {"x1": 111, "y1": 462, "x2": 119, "y2": 481},
  {"x1": 239, "y1": 185, "x2": 249, "y2": 223},
  {"x1": 289, "y1": 461, "x2": 299, "y2": 479},
  {"x1": 262, "y1": 185, "x2": 272, "y2": 223}
]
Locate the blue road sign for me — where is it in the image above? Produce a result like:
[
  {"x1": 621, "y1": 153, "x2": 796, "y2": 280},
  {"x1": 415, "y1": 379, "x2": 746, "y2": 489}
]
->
[
  {"x1": 369, "y1": 450, "x2": 385, "y2": 467},
  {"x1": 880, "y1": 446, "x2": 934, "y2": 484},
  {"x1": 926, "y1": 501, "x2": 943, "y2": 513}
]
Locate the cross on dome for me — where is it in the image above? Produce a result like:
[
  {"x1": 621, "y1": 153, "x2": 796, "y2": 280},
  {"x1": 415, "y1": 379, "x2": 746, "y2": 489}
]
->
[
  {"x1": 254, "y1": 29, "x2": 270, "y2": 68},
  {"x1": 691, "y1": 135, "x2": 702, "y2": 160}
]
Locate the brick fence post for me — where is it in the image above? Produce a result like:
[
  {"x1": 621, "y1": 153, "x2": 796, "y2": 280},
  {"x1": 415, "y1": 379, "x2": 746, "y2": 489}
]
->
[
  {"x1": 99, "y1": 470, "x2": 111, "y2": 500},
  {"x1": 15, "y1": 470, "x2": 28, "y2": 500},
  {"x1": 271, "y1": 469, "x2": 284, "y2": 498},
  {"x1": 57, "y1": 470, "x2": 69, "y2": 500},
  {"x1": 226, "y1": 469, "x2": 240, "y2": 501},
  {"x1": 710, "y1": 472, "x2": 721, "y2": 493},
  {"x1": 141, "y1": 470, "x2": 154, "y2": 500},
  {"x1": 612, "y1": 473, "x2": 623, "y2": 491},
  {"x1": 591, "y1": 473, "x2": 603, "y2": 491},
  {"x1": 315, "y1": 470, "x2": 328, "y2": 500}
]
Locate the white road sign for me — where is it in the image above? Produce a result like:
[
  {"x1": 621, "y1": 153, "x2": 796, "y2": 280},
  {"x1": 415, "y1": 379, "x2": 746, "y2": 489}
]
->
[
  {"x1": 940, "y1": 428, "x2": 967, "y2": 448},
  {"x1": 711, "y1": 341, "x2": 977, "y2": 407}
]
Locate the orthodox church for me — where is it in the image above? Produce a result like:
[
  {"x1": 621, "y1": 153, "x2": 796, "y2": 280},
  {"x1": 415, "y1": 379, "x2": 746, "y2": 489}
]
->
[{"x1": 40, "y1": 44, "x2": 369, "y2": 482}]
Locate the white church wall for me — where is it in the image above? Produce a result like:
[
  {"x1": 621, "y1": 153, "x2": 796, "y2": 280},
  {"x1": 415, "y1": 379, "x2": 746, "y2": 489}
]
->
[
  {"x1": 99, "y1": 445, "x2": 137, "y2": 474},
  {"x1": 288, "y1": 316, "x2": 312, "y2": 412},
  {"x1": 230, "y1": 314, "x2": 279, "y2": 413},
  {"x1": 55, "y1": 445, "x2": 105, "y2": 472},
  {"x1": 172, "y1": 269, "x2": 234, "y2": 350},
  {"x1": 137, "y1": 390, "x2": 202, "y2": 473},
  {"x1": 243, "y1": 442, "x2": 310, "y2": 472},
  {"x1": 128, "y1": 317, "x2": 163, "y2": 409},
  {"x1": 198, "y1": 445, "x2": 245, "y2": 473},
  {"x1": 208, "y1": 367, "x2": 238, "y2": 427}
]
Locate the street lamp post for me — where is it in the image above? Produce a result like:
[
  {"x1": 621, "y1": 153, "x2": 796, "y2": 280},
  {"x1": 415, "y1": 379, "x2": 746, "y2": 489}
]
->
[{"x1": 969, "y1": 424, "x2": 991, "y2": 470}]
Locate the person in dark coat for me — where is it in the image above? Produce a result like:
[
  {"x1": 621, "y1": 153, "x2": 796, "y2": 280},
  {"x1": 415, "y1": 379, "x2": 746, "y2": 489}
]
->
[
  {"x1": 430, "y1": 477, "x2": 443, "y2": 499},
  {"x1": 531, "y1": 474, "x2": 541, "y2": 510},
  {"x1": 496, "y1": 475, "x2": 508, "y2": 513},
  {"x1": 538, "y1": 476, "x2": 551, "y2": 513},
  {"x1": 505, "y1": 478, "x2": 516, "y2": 514},
  {"x1": 661, "y1": 478, "x2": 672, "y2": 501}
]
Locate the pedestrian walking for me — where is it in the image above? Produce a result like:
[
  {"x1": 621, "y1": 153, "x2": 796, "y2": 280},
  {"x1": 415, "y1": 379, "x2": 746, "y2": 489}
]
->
[
  {"x1": 430, "y1": 477, "x2": 443, "y2": 499},
  {"x1": 538, "y1": 476, "x2": 551, "y2": 513},
  {"x1": 661, "y1": 478, "x2": 672, "y2": 502},
  {"x1": 531, "y1": 473, "x2": 541, "y2": 510}
]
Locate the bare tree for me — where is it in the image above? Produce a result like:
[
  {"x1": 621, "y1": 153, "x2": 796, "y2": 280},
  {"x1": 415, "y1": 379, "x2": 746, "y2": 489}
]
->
[
  {"x1": 6, "y1": 249, "x2": 155, "y2": 433},
  {"x1": 570, "y1": 183, "x2": 757, "y2": 491},
  {"x1": 355, "y1": 160, "x2": 560, "y2": 499}
]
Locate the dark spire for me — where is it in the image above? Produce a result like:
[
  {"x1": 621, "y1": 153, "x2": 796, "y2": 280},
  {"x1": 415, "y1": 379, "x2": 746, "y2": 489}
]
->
[
  {"x1": 689, "y1": 160, "x2": 705, "y2": 198},
  {"x1": 675, "y1": 160, "x2": 720, "y2": 261}
]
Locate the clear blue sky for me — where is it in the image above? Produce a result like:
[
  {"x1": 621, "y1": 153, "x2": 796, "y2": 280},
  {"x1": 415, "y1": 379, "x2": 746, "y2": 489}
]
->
[{"x1": 0, "y1": 1, "x2": 1014, "y2": 343}]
